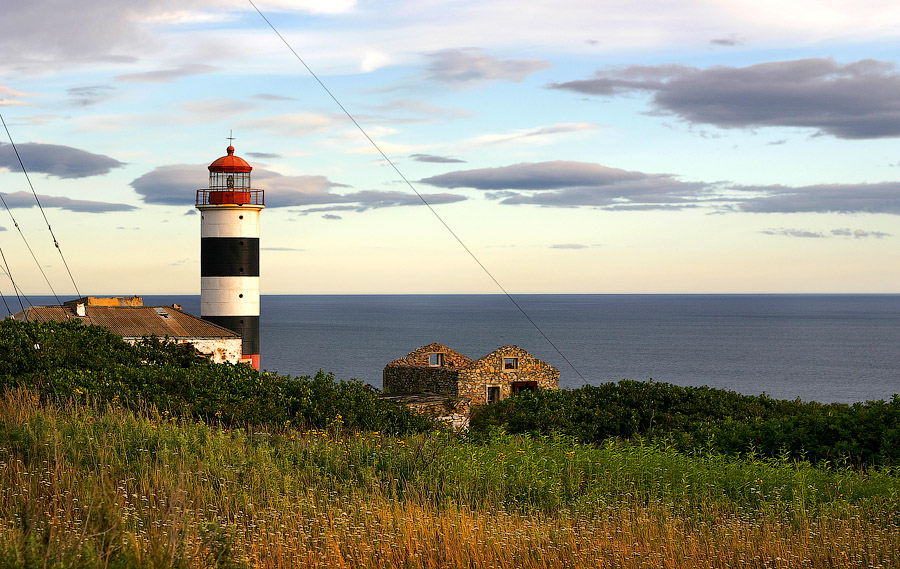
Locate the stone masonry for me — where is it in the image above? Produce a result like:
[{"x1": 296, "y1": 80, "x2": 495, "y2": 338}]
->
[
  {"x1": 458, "y1": 345, "x2": 559, "y2": 404},
  {"x1": 383, "y1": 343, "x2": 559, "y2": 405},
  {"x1": 383, "y1": 343, "x2": 473, "y2": 396}
]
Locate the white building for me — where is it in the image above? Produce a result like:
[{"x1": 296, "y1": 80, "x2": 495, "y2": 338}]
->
[{"x1": 12, "y1": 296, "x2": 242, "y2": 364}]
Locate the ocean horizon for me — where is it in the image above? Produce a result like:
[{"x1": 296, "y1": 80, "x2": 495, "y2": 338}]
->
[{"x1": 13, "y1": 293, "x2": 900, "y2": 405}]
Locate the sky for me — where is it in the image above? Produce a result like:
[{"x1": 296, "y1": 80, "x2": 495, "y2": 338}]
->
[{"x1": 1, "y1": 0, "x2": 899, "y2": 296}]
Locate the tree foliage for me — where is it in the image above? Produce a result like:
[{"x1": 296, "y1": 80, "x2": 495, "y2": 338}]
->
[
  {"x1": 469, "y1": 380, "x2": 900, "y2": 466},
  {"x1": 0, "y1": 319, "x2": 433, "y2": 434}
]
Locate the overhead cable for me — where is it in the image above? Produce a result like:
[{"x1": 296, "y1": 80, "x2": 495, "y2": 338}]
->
[
  {"x1": 247, "y1": 1, "x2": 586, "y2": 382},
  {"x1": 0, "y1": 246, "x2": 29, "y2": 318},
  {"x1": 1, "y1": 114, "x2": 83, "y2": 301}
]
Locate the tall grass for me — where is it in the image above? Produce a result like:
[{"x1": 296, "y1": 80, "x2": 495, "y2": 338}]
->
[{"x1": 0, "y1": 388, "x2": 897, "y2": 568}]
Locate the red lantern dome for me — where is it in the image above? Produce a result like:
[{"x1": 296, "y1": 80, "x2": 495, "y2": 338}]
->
[{"x1": 208, "y1": 146, "x2": 252, "y2": 173}]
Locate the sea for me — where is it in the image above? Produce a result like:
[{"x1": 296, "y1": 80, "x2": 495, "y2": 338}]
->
[{"x1": 15, "y1": 294, "x2": 900, "y2": 404}]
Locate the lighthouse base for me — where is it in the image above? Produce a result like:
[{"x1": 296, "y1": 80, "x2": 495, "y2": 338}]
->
[
  {"x1": 241, "y1": 354, "x2": 260, "y2": 370},
  {"x1": 202, "y1": 315, "x2": 260, "y2": 370}
]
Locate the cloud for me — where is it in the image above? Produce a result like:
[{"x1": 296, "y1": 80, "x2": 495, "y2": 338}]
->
[
  {"x1": 116, "y1": 64, "x2": 218, "y2": 83},
  {"x1": 550, "y1": 243, "x2": 590, "y2": 249},
  {"x1": 0, "y1": 191, "x2": 135, "y2": 213},
  {"x1": 423, "y1": 161, "x2": 644, "y2": 191},
  {"x1": 368, "y1": 99, "x2": 471, "y2": 121},
  {"x1": 251, "y1": 93, "x2": 297, "y2": 101},
  {"x1": 0, "y1": 142, "x2": 125, "y2": 178},
  {"x1": 421, "y1": 160, "x2": 709, "y2": 208},
  {"x1": 129, "y1": 163, "x2": 466, "y2": 211},
  {"x1": 710, "y1": 35, "x2": 740, "y2": 46},
  {"x1": 424, "y1": 48, "x2": 551, "y2": 86},
  {"x1": 410, "y1": 153, "x2": 466, "y2": 164},
  {"x1": 0, "y1": 85, "x2": 38, "y2": 105},
  {"x1": 551, "y1": 58, "x2": 900, "y2": 139},
  {"x1": 467, "y1": 122, "x2": 599, "y2": 146},
  {"x1": 760, "y1": 228, "x2": 826, "y2": 238},
  {"x1": 66, "y1": 85, "x2": 115, "y2": 107},
  {"x1": 421, "y1": 160, "x2": 900, "y2": 215},
  {"x1": 245, "y1": 152, "x2": 281, "y2": 160},
  {"x1": 0, "y1": 1, "x2": 363, "y2": 73},
  {"x1": 129, "y1": 164, "x2": 348, "y2": 207},
  {"x1": 257, "y1": 0, "x2": 357, "y2": 14},
  {"x1": 239, "y1": 112, "x2": 345, "y2": 137},
  {"x1": 734, "y1": 182, "x2": 900, "y2": 215},
  {"x1": 762, "y1": 227, "x2": 893, "y2": 239},
  {"x1": 831, "y1": 228, "x2": 892, "y2": 238},
  {"x1": 322, "y1": 214, "x2": 342, "y2": 220},
  {"x1": 177, "y1": 98, "x2": 256, "y2": 121},
  {"x1": 294, "y1": 191, "x2": 467, "y2": 213}
]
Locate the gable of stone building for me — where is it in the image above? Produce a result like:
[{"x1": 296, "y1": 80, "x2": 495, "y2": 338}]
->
[{"x1": 384, "y1": 342, "x2": 473, "y2": 369}]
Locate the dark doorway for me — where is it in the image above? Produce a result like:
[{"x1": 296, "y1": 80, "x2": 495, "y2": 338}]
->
[{"x1": 487, "y1": 386, "x2": 501, "y2": 404}]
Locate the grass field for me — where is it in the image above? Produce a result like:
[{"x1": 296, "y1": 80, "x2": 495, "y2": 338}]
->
[{"x1": 0, "y1": 388, "x2": 897, "y2": 568}]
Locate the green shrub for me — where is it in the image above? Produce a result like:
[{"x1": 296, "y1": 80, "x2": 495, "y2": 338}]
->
[
  {"x1": 0, "y1": 319, "x2": 433, "y2": 434},
  {"x1": 470, "y1": 380, "x2": 900, "y2": 466}
]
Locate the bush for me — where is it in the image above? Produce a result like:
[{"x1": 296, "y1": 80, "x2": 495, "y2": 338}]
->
[
  {"x1": 0, "y1": 319, "x2": 434, "y2": 434},
  {"x1": 469, "y1": 380, "x2": 900, "y2": 466}
]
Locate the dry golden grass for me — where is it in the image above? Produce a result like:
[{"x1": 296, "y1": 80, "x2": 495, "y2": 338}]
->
[{"x1": 0, "y1": 389, "x2": 896, "y2": 568}]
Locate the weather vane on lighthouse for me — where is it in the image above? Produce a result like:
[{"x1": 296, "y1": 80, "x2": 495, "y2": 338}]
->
[{"x1": 195, "y1": 136, "x2": 265, "y2": 369}]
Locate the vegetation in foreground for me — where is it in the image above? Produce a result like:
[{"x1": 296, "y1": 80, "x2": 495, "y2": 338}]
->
[
  {"x1": 470, "y1": 379, "x2": 900, "y2": 466},
  {"x1": 0, "y1": 389, "x2": 898, "y2": 568},
  {"x1": 0, "y1": 319, "x2": 432, "y2": 434},
  {"x1": 0, "y1": 318, "x2": 899, "y2": 567}
]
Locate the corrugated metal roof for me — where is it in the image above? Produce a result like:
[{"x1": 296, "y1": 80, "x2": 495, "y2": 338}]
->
[{"x1": 13, "y1": 305, "x2": 240, "y2": 340}]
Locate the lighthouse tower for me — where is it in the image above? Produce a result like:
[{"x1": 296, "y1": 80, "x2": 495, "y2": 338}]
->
[{"x1": 196, "y1": 144, "x2": 264, "y2": 369}]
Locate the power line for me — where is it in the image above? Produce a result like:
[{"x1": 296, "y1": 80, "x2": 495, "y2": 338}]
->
[
  {"x1": 1, "y1": 114, "x2": 83, "y2": 301},
  {"x1": 0, "y1": 246, "x2": 29, "y2": 318},
  {"x1": 247, "y1": 1, "x2": 586, "y2": 382},
  {"x1": 0, "y1": 183, "x2": 63, "y2": 306}
]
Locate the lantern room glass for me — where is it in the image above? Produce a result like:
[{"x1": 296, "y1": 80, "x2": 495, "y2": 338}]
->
[{"x1": 209, "y1": 171, "x2": 250, "y2": 190}]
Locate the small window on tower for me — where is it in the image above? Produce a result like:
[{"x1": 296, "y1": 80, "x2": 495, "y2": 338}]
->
[
  {"x1": 428, "y1": 353, "x2": 444, "y2": 366},
  {"x1": 503, "y1": 357, "x2": 518, "y2": 371}
]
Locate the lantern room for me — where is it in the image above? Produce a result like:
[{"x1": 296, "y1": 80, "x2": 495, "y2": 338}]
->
[{"x1": 196, "y1": 145, "x2": 265, "y2": 207}]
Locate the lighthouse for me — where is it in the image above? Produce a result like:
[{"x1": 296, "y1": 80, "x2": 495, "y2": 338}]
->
[{"x1": 196, "y1": 144, "x2": 264, "y2": 369}]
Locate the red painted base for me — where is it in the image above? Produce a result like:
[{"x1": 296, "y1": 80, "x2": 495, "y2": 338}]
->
[{"x1": 241, "y1": 354, "x2": 260, "y2": 370}]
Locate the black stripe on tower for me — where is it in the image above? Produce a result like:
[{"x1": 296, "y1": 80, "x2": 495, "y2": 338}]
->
[
  {"x1": 204, "y1": 315, "x2": 260, "y2": 356},
  {"x1": 201, "y1": 237, "x2": 260, "y2": 277}
]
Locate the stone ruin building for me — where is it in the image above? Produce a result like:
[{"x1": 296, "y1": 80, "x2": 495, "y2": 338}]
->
[{"x1": 383, "y1": 342, "x2": 559, "y2": 405}]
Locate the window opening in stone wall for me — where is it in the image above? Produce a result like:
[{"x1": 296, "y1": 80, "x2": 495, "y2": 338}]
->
[
  {"x1": 503, "y1": 357, "x2": 518, "y2": 370},
  {"x1": 487, "y1": 386, "x2": 501, "y2": 404},
  {"x1": 429, "y1": 353, "x2": 444, "y2": 366},
  {"x1": 512, "y1": 381, "x2": 537, "y2": 394}
]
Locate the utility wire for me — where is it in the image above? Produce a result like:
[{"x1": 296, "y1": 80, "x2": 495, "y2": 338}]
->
[
  {"x1": 0, "y1": 246, "x2": 29, "y2": 318},
  {"x1": 0, "y1": 188, "x2": 62, "y2": 306},
  {"x1": 248, "y1": 1, "x2": 586, "y2": 382},
  {"x1": 1, "y1": 114, "x2": 83, "y2": 301},
  {"x1": 0, "y1": 262, "x2": 14, "y2": 318}
]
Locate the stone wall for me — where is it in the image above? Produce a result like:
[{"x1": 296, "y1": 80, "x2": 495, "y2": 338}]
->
[
  {"x1": 458, "y1": 345, "x2": 559, "y2": 405},
  {"x1": 383, "y1": 366, "x2": 460, "y2": 395},
  {"x1": 383, "y1": 343, "x2": 473, "y2": 395},
  {"x1": 381, "y1": 393, "x2": 471, "y2": 430}
]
